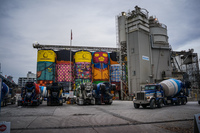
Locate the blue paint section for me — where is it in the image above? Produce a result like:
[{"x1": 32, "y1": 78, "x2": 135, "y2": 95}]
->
[
  {"x1": 169, "y1": 79, "x2": 177, "y2": 96},
  {"x1": 170, "y1": 79, "x2": 181, "y2": 95}
]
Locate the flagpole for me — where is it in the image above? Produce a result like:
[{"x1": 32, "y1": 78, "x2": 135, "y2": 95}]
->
[{"x1": 70, "y1": 29, "x2": 72, "y2": 92}]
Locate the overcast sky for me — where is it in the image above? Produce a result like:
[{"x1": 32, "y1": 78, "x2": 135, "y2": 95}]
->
[{"x1": 0, "y1": 0, "x2": 200, "y2": 83}]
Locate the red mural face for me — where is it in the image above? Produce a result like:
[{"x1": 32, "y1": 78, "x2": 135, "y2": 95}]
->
[{"x1": 93, "y1": 52, "x2": 109, "y2": 64}]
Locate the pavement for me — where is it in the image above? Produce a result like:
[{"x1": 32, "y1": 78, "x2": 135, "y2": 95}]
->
[{"x1": 0, "y1": 100, "x2": 199, "y2": 133}]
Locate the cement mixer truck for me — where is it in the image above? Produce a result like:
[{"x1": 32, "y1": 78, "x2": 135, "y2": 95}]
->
[
  {"x1": 76, "y1": 82, "x2": 96, "y2": 105},
  {"x1": 133, "y1": 79, "x2": 188, "y2": 109},
  {"x1": 18, "y1": 82, "x2": 41, "y2": 106},
  {"x1": 93, "y1": 82, "x2": 116, "y2": 105},
  {"x1": 1, "y1": 82, "x2": 16, "y2": 106}
]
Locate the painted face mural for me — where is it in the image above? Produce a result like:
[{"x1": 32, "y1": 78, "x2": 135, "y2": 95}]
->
[
  {"x1": 74, "y1": 51, "x2": 92, "y2": 63},
  {"x1": 37, "y1": 50, "x2": 56, "y2": 62},
  {"x1": 74, "y1": 51, "x2": 92, "y2": 81},
  {"x1": 93, "y1": 52, "x2": 109, "y2": 64}
]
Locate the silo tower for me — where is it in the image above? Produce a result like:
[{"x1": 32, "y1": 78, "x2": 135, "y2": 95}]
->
[
  {"x1": 118, "y1": 6, "x2": 152, "y2": 99},
  {"x1": 149, "y1": 16, "x2": 172, "y2": 82}
]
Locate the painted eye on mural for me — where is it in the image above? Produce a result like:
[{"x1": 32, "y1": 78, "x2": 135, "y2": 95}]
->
[
  {"x1": 103, "y1": 53, "x2": 108, "y2": 57},
  {"x1": 95, "y1": 53, "x2": 99, "y2": 57}
]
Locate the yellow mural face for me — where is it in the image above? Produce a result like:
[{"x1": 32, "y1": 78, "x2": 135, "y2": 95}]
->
[
  {"x1": 98, "y1": 57, "x2": 105, "y2": 62},
  {"x1": 37, "y1": 50, "x2": 56, "y2": 62},
  {"x1": 74, "y1": 51, "x2": 92, "y2": 63}
]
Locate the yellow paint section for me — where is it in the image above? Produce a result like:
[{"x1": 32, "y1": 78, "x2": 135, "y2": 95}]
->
[
  {"x1": 74, "y1": 51, "x2": 92, "y2": 63},
  {"x1": 37, "y1": 50, "x2": 56, "y2": 62},
  {"x1": 98, "y1": 57, "x2": 105, "y2": 62},
  {"x1": 103, "y1": 53, "x2": 108, "y2": 57}
]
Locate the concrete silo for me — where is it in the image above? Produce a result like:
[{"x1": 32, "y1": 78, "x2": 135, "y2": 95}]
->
[
  {"x1": 149, "y1": 16, "x2": 172, "y2": 82},
  {"x1": 117, "y1": 6, "x2": 172, "y2": 99},
  {"x1": 118, "y1": 6, "x2": 152, "y2": 98}
]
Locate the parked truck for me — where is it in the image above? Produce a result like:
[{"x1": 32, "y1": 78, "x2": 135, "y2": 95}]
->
[
  {"x1": 47, "y1": 83, "x2": 63, "y2": 106},
  {"x1": 93, "y1": 82, "x2": 116, "y2": 105},
  {"x1": 76, "y1": 82, "x2": 96, "y2": 105},
  {"x1": 18, "y1": 82, "x2": 41, "y2": 106},
  {"x1": 133, "y1": 79, "x2": 188, "y2": 109},
  {"x1": 1, "y1": 82, "x2": 16, "y2": 106}
]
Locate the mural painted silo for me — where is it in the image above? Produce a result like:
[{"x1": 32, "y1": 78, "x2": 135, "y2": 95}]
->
[
  {"x1": 55, "y1": 50, "x2": 74, "y2": 91},
  {"x1": 92, "y1": 51, "x2": 110, "y2": 84},
  {"x1": 110, "y1": 52, "x2": 120, "y2": 99},
  {"x1": 37, "y1": 50, "x2": 56, "y2": 86},
  {"x1": 74, "y1": 50, "x2": 92, "y2": 88},
  {"x1": 55, "y1": 50, "x2": 74, "y2": 82}
]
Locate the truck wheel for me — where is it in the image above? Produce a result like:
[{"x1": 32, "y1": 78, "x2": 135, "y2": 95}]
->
[
  {"x1": 134, "y1": 103, "x2": 140, "y2": 109},
  {"x1": 142, "y1": 105, "x2": 147, "y2": 108},
  {"x1": 157, "y1": 99, "x2": 163, "y2": 108},
  {"x1": 105, "y1": 102, "x2": 112, "y2": 105},
  {"x1": 181, "y1": 98, "x2": 186, "y2": 105},
  {"x1": 36, "y1": 101, "x2": 39, "y2": 106},
  {"x1": 175, "y1": 98, "x2": 181, "y2": 105},
  {"x1": 150, "y1": 99, "x2": 156, "y2": 109},
  {"x1": 198, "y1": 100, "x2": 200, "y2": 105}
]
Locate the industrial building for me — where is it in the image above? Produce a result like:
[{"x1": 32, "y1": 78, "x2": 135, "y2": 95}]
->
[
  {"x1": 33, "y1": 6, "x2": 199, "y2": 100},
  {"x1": 18, "y1": 71, "x2": 36, "y2": 89}
]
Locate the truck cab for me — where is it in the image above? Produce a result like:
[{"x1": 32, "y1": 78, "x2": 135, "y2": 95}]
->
[
  {"x1": 133, "y1": 84, "x2": 164, "y2": 109},
  {"x1": 18, "y1": 82, "x2": 41, "y2": 106}
]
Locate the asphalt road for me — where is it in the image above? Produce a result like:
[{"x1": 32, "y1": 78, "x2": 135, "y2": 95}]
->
[{"x1": 0, "y1": 100, "x2": 199, "y2": 133}]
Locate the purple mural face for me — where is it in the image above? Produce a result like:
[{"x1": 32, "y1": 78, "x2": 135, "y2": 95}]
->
[{"x1": 93, "y1": 51, "x2": 109, "y2": 64}]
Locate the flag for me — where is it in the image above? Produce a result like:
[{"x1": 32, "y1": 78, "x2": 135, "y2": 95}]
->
[{"x1": 71, "y1": 30, "x2": 72, "y2": 40}]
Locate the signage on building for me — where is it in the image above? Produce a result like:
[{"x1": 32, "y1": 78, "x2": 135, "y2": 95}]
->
[{"x1": 142, "y1": 56, "x2": 149, "y2": 61}]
